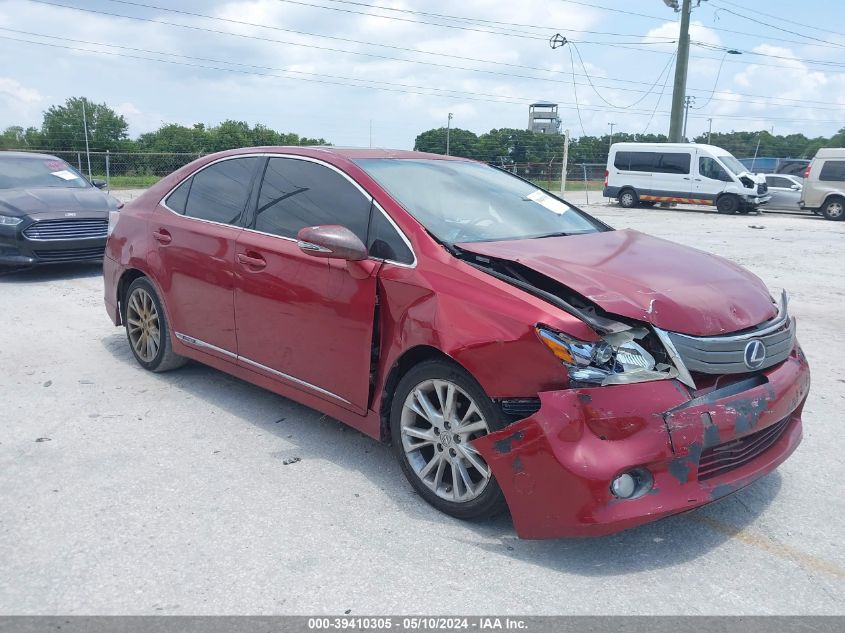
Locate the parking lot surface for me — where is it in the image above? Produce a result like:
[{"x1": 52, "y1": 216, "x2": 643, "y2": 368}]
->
[{"x1": 1, "y1": 195, "x2": 844, "y2": 614}]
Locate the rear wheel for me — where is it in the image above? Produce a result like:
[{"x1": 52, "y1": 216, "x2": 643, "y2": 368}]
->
[
  {"x1": 618, "y1": 188, "x2": 638, "y2": 208},
  {"x1": 716, "y1": 194, "x2": 740, "y2": 214},
  {"x1": 123, "y1": 277, "x2": 187, "y2": 372},
  {"x1": 821, "y1": 196, "x2": 845, "y2": 221},
  {"x1": 390, "y1": 359, "x2": 507, "y2": 521}
]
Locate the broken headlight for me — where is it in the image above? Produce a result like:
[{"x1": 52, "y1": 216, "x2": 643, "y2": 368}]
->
[{"x1": 536, "y1": 326, "x2": 677, "y2": 386}]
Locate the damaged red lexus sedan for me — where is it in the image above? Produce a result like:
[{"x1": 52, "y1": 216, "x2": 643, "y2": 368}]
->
[{"x1": 103, "y1": 148, "x2": 810, "y2": 538}]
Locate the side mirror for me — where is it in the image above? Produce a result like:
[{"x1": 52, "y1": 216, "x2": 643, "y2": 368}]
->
[
  {"x1": 297, "y1": 225, "x2": 368, "y2": 261},
  {"x1": 91, "y1": 179, "x2": 108, "y2": 189},
  {"x1": 791, "y1": 184, "x2": 801, "y2": 190}
]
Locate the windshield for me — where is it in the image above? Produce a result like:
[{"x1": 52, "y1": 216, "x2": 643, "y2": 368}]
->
[
  {"x1": 0, "y1": 156, "x2": 90, "y2": 190},
  {"x1": 355, "y1": 159, "x2": 603, "y2": 244},
  {"x1": 719, "y1": 154, "x2": 747, "y2": 176}
]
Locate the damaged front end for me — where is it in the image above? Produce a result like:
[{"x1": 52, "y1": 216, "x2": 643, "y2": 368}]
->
[{"x1": 461, "y1": 251, "x2": 810, "y2": 539}]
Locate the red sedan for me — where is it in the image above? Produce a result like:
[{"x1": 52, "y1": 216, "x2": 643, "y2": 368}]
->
[{"x1": 103, "y1": 147, "x2": 810, "y2": 538}]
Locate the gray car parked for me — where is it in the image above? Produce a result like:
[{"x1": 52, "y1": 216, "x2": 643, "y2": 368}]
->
[{"x1": 763, "y1": 174, "x2": 803, "y2": 211}]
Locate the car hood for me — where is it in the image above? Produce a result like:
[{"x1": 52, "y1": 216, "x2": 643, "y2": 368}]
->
[
  {"x1": 0, "y1": 187, "x2": 116, "y2": 217},
  {"x1": 457, "y1": 229, "x2": 777, "y2": 336}
]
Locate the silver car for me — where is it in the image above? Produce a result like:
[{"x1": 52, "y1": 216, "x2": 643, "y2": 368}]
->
[{"x1": 763, "y1": 174, "x2": 803, "y2": 211}]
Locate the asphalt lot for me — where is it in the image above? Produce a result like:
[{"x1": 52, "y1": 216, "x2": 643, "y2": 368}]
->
[{"x1": 1, "y1": 192, "x2": 844, "y2": 614}]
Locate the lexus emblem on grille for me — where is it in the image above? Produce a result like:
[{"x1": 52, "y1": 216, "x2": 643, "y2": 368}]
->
[{"x1": 743, "y1": 339, "x2": 767, "y2": 370}]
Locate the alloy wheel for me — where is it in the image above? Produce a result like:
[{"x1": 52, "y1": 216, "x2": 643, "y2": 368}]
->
[
  {"x1": 126, "y1": 288, "x2": 161, "y2": 363},
  {"x1": 400, "y1": 379, "x2": 492, "y2": 503},
  {"x1": 826, "y1": 201, "x2": 843, "y2": 218}
]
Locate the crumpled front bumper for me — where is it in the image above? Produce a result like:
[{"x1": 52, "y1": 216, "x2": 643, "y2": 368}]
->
[{"x1": 473, "y1": 346, "x2": 810, "y2": 539}]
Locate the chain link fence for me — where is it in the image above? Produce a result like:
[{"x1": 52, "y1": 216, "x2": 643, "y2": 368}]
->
[{"x1": 25, "y1": 150, "x2": 204, "y2": 189}]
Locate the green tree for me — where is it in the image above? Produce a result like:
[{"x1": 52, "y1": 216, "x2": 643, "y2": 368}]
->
[
  {"x1": 0, "y1": 125, "x2": 43, "y2": 149},
  {"x1": 413, "y1": 127, "x2": 478, "y2": 157},
  {"x1": 40, "y1": 97, "x2": 129, "y2": 151}
]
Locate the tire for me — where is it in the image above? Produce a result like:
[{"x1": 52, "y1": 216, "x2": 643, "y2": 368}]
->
[
  {"x1": 390, "y1": 359, "x2": 507, "y2": 521},
  {"x1": 821, "y1": 196, "x2": 845, "y2": 221},
  {"x1": 716, "y1": 194, "x2": 740, "y2": 214},
  {"x1": 123, "y1": 277, "x2": 187, "y2": 372},
  {"x1": 618, "y1": 188, "x2": 638, "y2": 209}
]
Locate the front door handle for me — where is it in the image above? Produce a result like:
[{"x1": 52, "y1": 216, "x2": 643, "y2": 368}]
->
[
  {"x1": 152, "y1": 229, "x2": 172, "y2": 245},
  {"x1": 237, "y1": 252, "x2": 267, "y2": 270}
]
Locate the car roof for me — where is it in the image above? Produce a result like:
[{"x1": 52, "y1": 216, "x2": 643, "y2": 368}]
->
[
  {"x1": 0, "y1": 151, "x2": 61, "y2": 160},
  {"x1": 236, "y1": 146, "x2": 472, "y2": 161},
  {"x1": 815, "y1": 148, "x2": 845, "y2": 159}
]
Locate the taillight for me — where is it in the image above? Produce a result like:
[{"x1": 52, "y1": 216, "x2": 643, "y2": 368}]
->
[
  {"x1": 803, "y1": 165, "x2": 811, "y2": 179},
  {"x1": 604, "y1": 169, "x2": 609, "y2": 187}
]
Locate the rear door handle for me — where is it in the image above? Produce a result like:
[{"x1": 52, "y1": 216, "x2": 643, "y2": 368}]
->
[
  {"x1": 152, "y1": 229, "x2": 172, "y2": 245},
  {"x1": 237, "y1": 252, "x2": 267, "y2": 270}
]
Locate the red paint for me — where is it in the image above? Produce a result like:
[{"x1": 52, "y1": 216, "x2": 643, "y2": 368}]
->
[
  {"x1": 458, "y1": 229, "x2": 777, "y2": 336},
  {"x1": 103, "y1": 146, "x2": 811, "y2": 538}
]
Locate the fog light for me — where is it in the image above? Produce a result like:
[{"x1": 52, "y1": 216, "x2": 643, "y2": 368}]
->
[
  {"x1": 611, "y1": 473, "x2": 636, "y2": 498},
  {"x1": 610, "y1": 468, "x2": 653, "y2": 499}
]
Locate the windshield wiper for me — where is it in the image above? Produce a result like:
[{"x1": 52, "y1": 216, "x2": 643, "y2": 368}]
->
[{"x1": 530, "y1": 231, "x2": 571, "y2": 239}]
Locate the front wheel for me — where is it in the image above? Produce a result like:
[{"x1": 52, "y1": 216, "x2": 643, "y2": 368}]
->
[
  {"x1": 390, "y1": 360, "x2": 507, "y2": 521},
  {"x1": 716, "y1": 194, "x2": 740, "y2": 214},
  {"x1": 123, "y1": 277, "x2": 187, "y2": 372},
  {"x1": 822, "y1": 197, "x2": 845, "y2": 221}
]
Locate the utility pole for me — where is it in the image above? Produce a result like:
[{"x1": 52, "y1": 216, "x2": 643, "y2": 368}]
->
[
  {"x1": 608, "y1": 122, "x2": 616, "y2": 149},
  {"x1": 668, "y1": 0, "x2": 692, "y2": 142},
  {"x1": 560, "y1": 128, "x2": 570, "y2": 195},
  {"x1": 682, "y1": 95, "x2": 695, "y2": 140},
  {"x1": 707, "y1": 117, "x2": 713, "y2": 144},
  {"x1": 446, "y1": 112, "x2": 453, "y2": 155},
  {"x1": 81, "y1": 98, "x2": 92, "y2": 180}
]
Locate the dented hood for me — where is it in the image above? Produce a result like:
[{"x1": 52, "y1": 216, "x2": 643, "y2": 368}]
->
[{"x1": 458, "y1": 229, "x2": 777, "y2": 336}]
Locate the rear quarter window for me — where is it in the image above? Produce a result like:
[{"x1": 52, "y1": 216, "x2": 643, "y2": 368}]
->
[{"x1": 819, "y1": 160, "x2": 845, "y2": 182}]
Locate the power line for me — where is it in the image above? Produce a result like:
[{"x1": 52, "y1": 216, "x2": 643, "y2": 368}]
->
[
  {"x1": 715, "y1": 0, "x2": 845, "y2": 38},
  {"x1": 30, "y1": 1, "x2": 845, "y2": 112},
  {"x1": 569, "y1": 41, "x2": 676, "y2": 109},
  {"x1": 709, "y1": 1, "x2": 845, "y2": 49},
  {"x1": 1, "y1": 31, "x2": 841, "y2": 126},
  {"x1": 643, "y1": 52, "x2": 677, "y2": 134}
]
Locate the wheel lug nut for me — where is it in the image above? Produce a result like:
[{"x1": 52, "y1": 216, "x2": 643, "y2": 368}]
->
[
  {"x1": 437, "y1": 443, "x2": 443, "y2": 451},
  {"x1": 454, "y1": 436, "x2": 461, "y2": 443},
  {"x1": 444, "y1": 421, "x2": 451, "y2": 430},
  {"x1": 433, "y1": 428, "x2": 440, "y2": 435},
  {"x1": 449, "y1": 448, "x2": 457, "y2": 457}
]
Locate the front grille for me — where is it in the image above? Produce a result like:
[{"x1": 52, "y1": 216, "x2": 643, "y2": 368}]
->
[
  {"x1": 698, "y1": 416, "x2": 791, "y2": 480},
  {"x1": 23, "y1": 218, "x2": 108, "y2": 241},
  {"x1": 757, "y1": 182, "x2": 768, "y2": 194},
  {"x1": 34, "y1": 246, "x2": 105, "y2": 262},
  {"x1": 666, "y1": 293, "x2": 794, "y2": 375},
  {"x1": 498, "y1": 398, "x2": 541, "y2": 419}
]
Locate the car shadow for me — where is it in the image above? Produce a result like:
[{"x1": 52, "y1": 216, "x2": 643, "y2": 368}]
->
[
  {"x1": 0, "y1": 261, "x2": 103, "y2": 283},
  {"x1": 100, "y1": 330, "x2": 782, "y2": 576}
]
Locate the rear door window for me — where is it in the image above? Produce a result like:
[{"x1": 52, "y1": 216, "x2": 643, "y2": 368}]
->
[
  {"x1": 819, "y1": 160, "x2": 845, "y2": 182},
  {"x1": 164, "y1": 178, "x2": 191, "y2": 214},
  {"x1": 614, "y1": 151, "x2": 655, "y2": 172},
  {"x1": 654, "y1": 153, "x2": 691, "y2": 174},
  {"x1": 183, "y1": 157, "x2": 261, "y2": 225}
]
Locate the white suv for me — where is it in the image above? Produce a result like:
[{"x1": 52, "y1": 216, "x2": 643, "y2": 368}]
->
[{"x1": 800, "y1": 148, "x2": 845, "y2": 221}]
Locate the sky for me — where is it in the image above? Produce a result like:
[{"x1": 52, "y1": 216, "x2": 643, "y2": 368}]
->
[{"x1": 0, "y1": 0, "x2": 843, "y2": 149}]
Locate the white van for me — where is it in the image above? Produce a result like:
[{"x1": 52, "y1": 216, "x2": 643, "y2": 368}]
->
[
  {"x1": 799, "y1": 147, "x2": 845, "y2": 221},
  {"x1": 604, "y1": 143, "x2": 771, "y2": 214}
]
